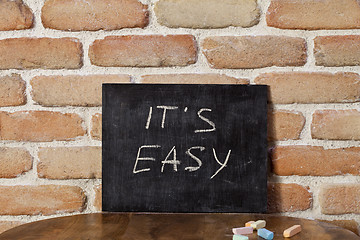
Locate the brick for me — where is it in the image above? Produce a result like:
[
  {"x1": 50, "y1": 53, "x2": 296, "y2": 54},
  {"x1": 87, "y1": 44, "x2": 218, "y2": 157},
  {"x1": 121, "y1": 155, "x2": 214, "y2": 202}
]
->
[
  {"x1": 89, "y1": 35, "x2": 197, "y2": 67},
  {"x1": 202, "y1": 36, "x2": 306, "y2": 69},
  {"x1": 140, "y1": 74, "x2": 249, "y2": 84},
  {"x1": 271, "y1": 146, "x2": 360, "y2": 176},
  {"x1": 267, "y1": 183, "x2": 312, "y2": 213},
  {"x1": 255, "y1": 72, "x2": 360, "y2": 104},
  {"x1": 0, "y1": 0, "x2": 33, "y2": 31},
  {"x1": 42, "y1": 0, "x2": 148, "y2": 31},
  {"x1": 0, "y1": 111, "x2": 85, "y2": 142},
  {"x1": 320, "y1": 184, "x2": 360, "y2": 214},
  {"x1": 94, "y1": 184, "x2": 102, "y2": 211},
  {"x1": 312, "y1": 110, "x2": 360, "y2": 140},
  {"x1": 0, "y1": 221, "x2": 24, "y2": 234},
  {"x1": 0, "y1": 38, "x2": 82, "y2": 70},
  {"x1": 317, "y1": 219, "x2": 359, "y2": 236},
  {"x1": 31, "y1": 75, "x2": 130, "y2": 107},
  {"x1": 91, "y1": 114, "x2": 102, "y2": 140},
  {"x1": 0, "y1": 148, "x2": 32, "y2": 178},
  {"x1": 267, "y1": 0, "x2": 360, "y2": 30},
  {"x1": 154, "y1": 0, "x2": 259, "y2": 29},
  {"x1": 268, "y1": 110, "x2": 305, "y2": 141},
  {"x1": 0, "y1": 74, "x2": 26, "y2": 107},
  {"x1": 38, "y1": 147, "x2": 101, "y2": 179},
  {"x1": 0, "y1": 185, "x2": 86, "y2": 215},
  {"x1": 314, "y1": 36, "x2": 360, "y2": 67}
]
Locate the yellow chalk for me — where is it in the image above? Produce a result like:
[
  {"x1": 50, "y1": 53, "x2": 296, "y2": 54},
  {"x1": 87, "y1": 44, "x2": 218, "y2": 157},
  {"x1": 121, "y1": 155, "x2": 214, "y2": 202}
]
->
[
  {"x1": 245, "y1": 221, "x2": 255, "y2": 227},
  {"x1": 250, "y1": 220, "x2": 266, "y2": 230},
  {"x1": 283, "y1": 225, "x2": 302, "y2": 237}
]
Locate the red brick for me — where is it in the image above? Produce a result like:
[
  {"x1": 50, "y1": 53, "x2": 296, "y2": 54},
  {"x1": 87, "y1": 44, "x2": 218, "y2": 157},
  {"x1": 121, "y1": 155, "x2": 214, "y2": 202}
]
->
[
  {"x1": 268, "y1": 110, "x2": 305, "y2": 141},
  {"x1": 94, "y1": 184, "x2": 102, "y2": 211},
  {"x1": 271, "y1": 146, "x2": 360, "y2": 176},
  {"x1": 0, "y1": 111, "x2": 85, "y2": 142},
  {"x1": 31, "y1": 75, "x2": 130, "y2": 106},
  {"x1": 317, "y1": 219, "x2": 359, "y2": 236},
  {"x1": 0, "y1": 221, "x2": 24, "y2": 234},
  {"x1": 255, "y1": 72, "x2": 360, "y2": 104},
  {"x1": 312, "y1": 110, "x2": 360, "y2": 140},
  {"x1": 267, "y1": 0, "x2": 360, "y2": 30},
  {"x1": 154, "y1": 0, "x2": 259, "y2": 28},
  {"x1": 0, "y1": 148, "x2": 32, "y2": 178},
  {"x1": 0, "y1": 74, "x2": 26, "y2": 107},
  {"x1": 140, "y1": 74, "x2": 249, "y2": 84},
  {"x1": 0, "y1": 185, "x2": 86, "y2": 215},
  {"x1": 38, "y1": 147, "x2": 101, "y2": 179},
  {"x1": 320, "y1": 184, "x2": 360, "y2": 214},
  {"x1": 0, "y1": 38, "x2": 82, "y2": 69},
  {"x1": 89, "y1": 35, "x2": 197, "y2": 67},
  {"x1": 202, "y1": 36, "x2": 306, "y2": 69},
  {"x1": 268, "y1": 183, "x2": 312, "y2": 213},
  {"x1": 91, "y1": 114, "x2": 102, "y2": 140},
  {"x1": 314, "y1": 36, "x2": 360, "y2": 67},
  {"x1": 42, "y1": 0, "x2": 148, "y2": 31},
  {"x1": 0, "y1": 0, "x2": 33, "y2": 31}
]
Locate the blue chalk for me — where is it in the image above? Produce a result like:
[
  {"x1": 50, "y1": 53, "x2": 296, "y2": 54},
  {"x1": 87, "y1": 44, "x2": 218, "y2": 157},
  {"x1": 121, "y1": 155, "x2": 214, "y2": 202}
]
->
[
  {"x1": 232, "y1": 234, "x2": 249, "y2": 240},
  {"x1": 257, "y1": 228, "x2": 274, "y2": 240}
]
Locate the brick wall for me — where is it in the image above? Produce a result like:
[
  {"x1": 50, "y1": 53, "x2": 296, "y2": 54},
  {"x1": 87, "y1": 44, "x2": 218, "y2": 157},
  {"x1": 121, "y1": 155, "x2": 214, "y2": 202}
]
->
[{"x1": 0, "y1": 0, "x2": 359, "y2": 235}]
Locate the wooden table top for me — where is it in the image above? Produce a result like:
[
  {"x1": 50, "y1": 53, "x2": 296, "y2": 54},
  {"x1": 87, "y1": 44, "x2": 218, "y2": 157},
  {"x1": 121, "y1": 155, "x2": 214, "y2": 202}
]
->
[{"x1": 0, "y1": 213, "x2": 358, "y2": 240}]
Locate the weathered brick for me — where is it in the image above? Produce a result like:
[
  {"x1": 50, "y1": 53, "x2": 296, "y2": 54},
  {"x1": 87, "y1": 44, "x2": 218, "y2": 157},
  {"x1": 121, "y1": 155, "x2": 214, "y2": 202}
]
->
[
  {"x1": 42, "y1": 0, "x2": 148, "y2": 31},
  {"x1": 31, "y1": 75, "x2": 130, "y2": 107},
  {"x1": 317, "y1": 219, "x2": 359, "y2": 236},
  {"x1": 0, "y1": 221, "x2": 24, "y2": 234},
  {"x1": 38, "y1": 147, "x2": 101, "y2": 179},
  {"x1": 268, "y1": 110, "x2": 305, "y2": 141},
  {"x1": 0, "y1": 111, "x2": 85, "y2": 142},
  {"x1": 0, "y1": 38, "x2": 82, "y2": 69},
  {"x1": 312, "y1": 110, "x2": 360, "y2": 140},
  {"x1": 0, "y1": 74, "x2": 26, "y2": 107},
  {"x1": 255, "y1": 72, "x2": 360, "y2": 104},
  {"x1": 271, "y1": 146, "x2": 360, "y2": 176},
  {"x1": 94, "y1": 184, "x2": 102, "y2": 211},
  {"x1": 0, "y1": 185, "x2": 86, "y2": 215},
  {"x1": 202, "y1": 36, "x2": 306, "y2": 69},
  {"x1": 89, "y1": 35, "x2": 197, "y2": 67},
  {"x1": 155, "y1": 0, "x2": 259, "y2": 29},
  {"x1": 140, "y1": 74, "x2": 249, "y2": 84},
  {"x1": 314, "y1": 36, "x2": 360, "y2": 67},
  {"x1": 267, "y1": 0, "x2": 360, "y2": 30},
  {"x1": 0, "y1": 0, "x2": 33, "y2": 31},
  {"x1": 320, "y1": 184, "x2": 360, "y2": 214},
  {"x1": 268, "y1": 183, "x2": 312, "y2": 213},
  {"x1": 0, "y1": 148, "x2": 32, "y2": 178},
  {"x1": 91, "y1": 114, "x2": 102, "y2": 140}
]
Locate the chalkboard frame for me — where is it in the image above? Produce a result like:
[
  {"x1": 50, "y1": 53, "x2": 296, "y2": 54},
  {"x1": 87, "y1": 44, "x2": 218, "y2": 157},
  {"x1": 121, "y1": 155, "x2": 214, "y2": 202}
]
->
[{"x1": 102, "y1": 84, "x2": 268, "y2": 213}]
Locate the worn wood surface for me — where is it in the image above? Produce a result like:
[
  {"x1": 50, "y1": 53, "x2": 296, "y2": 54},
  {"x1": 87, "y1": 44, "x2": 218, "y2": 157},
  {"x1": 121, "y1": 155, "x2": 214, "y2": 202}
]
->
[{"x1": 0, "y1": 213, "x2": 358, "y2": 239}]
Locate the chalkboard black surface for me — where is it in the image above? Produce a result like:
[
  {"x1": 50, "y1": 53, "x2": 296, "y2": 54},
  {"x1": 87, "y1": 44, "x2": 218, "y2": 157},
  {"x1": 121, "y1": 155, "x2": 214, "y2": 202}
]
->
[{"x1": 102, "y1": 84, "x2": 268, "y2": 213}]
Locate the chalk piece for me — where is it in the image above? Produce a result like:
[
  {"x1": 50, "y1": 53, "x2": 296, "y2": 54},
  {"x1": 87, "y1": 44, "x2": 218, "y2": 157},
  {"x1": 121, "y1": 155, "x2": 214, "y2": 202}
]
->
[
  {"x1": 232, "y1": 227, "x2": 253, "y2": 235},
  {"x1": 283, "y1": 225, "x2": 302, "y2": 237},
  {"x1": 245, "y1": 221, "x2": 255, "y2": 227},
  {"x1": 233, "y1": 235, "x2": 249, "y2": 240},
  {"x1": 257, "y1": 228, "x2": 274, "y2": 240},
  {"x1": 251, "y1": 220, "x2": 266, "y2": 230}
]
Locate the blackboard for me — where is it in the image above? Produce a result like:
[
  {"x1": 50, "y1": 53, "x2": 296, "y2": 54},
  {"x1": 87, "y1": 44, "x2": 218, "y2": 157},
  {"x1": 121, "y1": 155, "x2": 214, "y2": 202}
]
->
[{"x1": 102, "y1": 84, "x2": 268, "y2": 213}]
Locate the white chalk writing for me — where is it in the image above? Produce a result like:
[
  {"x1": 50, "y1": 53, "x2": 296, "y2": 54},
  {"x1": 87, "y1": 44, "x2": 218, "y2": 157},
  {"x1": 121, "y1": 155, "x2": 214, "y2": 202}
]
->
[
  {"x1": 133, "y1": 145, "x2": 161, "y2": 174},
  {"x1": 161, "y1": 146, "x2": 181, "y2": 172},
  {"x1": 184, "y1": 146, "x2": 205, "y2": 172},
  {"x1": 210, "y1": 148, "x2": 231, "y2": 179},
  {"x1": 157, "y1": 106, "x2": 179, "y2": 128},
  {"x1": 195, "y1": 108, "x2": 216, "y2": 133}
]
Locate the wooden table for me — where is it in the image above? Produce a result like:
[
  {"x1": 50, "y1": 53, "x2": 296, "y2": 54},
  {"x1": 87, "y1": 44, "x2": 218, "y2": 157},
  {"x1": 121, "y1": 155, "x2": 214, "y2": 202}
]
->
[{"x1": 0, "y1": 213, "x2": 358, "y2": 239}]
